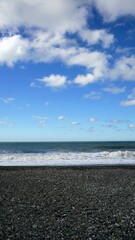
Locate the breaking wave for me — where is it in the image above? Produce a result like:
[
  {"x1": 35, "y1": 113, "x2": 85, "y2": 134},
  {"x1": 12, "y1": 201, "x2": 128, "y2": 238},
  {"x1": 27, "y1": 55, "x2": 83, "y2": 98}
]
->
[{"x1": 0, "y1": 150, "x2": 135, "y2": 166}]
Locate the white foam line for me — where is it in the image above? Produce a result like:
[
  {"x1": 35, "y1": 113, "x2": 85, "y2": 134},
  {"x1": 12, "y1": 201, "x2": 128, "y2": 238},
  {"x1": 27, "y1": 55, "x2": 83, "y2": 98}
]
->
[{"x1": 0, "y1": 151, "x2": 135, "y2": 166}]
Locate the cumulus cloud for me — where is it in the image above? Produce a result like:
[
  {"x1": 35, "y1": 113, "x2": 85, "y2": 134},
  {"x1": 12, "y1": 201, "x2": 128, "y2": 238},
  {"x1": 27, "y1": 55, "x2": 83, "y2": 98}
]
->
[
  {"x1": 0, "y1": 0, "x2": 87, "y2": 33},
  {"x1": 94, "y1": 0, "x2": 135, "y2": 21},
  {"x1": 103, "y1": 85, "x2": 126, "y2": 94},
  {"x1": 58, "y1": 116, "x2": 67, "y2": 120},
  {"x1": 30, "y1": 30, "x2": 75, "y2": 63},
  {"x1": 0, "y1": 0, "x2": 114, "y2": 69},
  {"x1": 121, "y1": 99, "x2": 135, "y2": 107},
  {"x1": 38, "y1": 75, "x2": 67, "y2": 88},
  {"x1": 74, "y1": 73, "x2": 96, "y2": 86},
  {"x1": 80, "y1": 29, "x2": 114, "y2": 48},
  {"x1": 73, "y1": 51, "x2": 108, "y2": 85},
  {"x1": 88, "y1": 118, "x2": 97, "y2": 122},
  {"x1": 121, "y1": 88, "x2": 135, "y2": 106},
  {"x1": 0, "y1": 0, "x2": 114, "y2": 50},
  {"x1": 1, "y1": 0, "x2": 134, "y2": 32},
  {"x1": 70, "y1": 50, "x2": 108, "y2": 71},
  {"x1": 110, "y1": 56, "x2": 135, "y2": 81},
  {"x1": 0, "y1": 32, "x2": 110, "y2": 83},
  {"x1": 0, "y1": 0, "x2": 135, "y2": 87},
  {"x1": 0, "y1": 35, "x2": 29, "y2": 66},
  {"x1": 73, "y1": 54, "x2": 135, "y2": 86}
]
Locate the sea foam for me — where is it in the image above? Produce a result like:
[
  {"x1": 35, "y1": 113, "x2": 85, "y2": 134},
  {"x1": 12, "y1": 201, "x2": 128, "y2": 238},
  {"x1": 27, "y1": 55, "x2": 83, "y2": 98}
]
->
[{"x1": 0, "y1": 150, "x2": 135, "y2": 166}]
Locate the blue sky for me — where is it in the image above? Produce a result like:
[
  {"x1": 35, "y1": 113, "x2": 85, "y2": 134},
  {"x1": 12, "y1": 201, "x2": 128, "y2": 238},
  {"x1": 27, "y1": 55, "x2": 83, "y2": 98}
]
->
[{"x1": 0, "y1": 0, "x2": 135, "y2": 141}]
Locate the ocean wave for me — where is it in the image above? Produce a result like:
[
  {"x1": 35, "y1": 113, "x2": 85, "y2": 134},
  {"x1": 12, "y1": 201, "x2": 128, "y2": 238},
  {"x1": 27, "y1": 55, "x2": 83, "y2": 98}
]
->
[{"x1": 0, "y1": 150, "x2": 135, "y2": 166}]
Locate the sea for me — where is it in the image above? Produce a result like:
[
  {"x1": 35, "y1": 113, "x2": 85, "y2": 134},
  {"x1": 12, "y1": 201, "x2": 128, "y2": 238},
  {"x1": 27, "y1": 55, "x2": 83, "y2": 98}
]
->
[{"x1": 0, "y1": 141, "x2": 135, "y2": 166}]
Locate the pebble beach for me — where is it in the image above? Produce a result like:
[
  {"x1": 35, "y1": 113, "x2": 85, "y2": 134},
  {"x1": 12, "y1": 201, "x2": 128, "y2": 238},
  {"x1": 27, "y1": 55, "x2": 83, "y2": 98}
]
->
[{"x1": 0, "y1": 166, "x2": 135, "y2": 239}]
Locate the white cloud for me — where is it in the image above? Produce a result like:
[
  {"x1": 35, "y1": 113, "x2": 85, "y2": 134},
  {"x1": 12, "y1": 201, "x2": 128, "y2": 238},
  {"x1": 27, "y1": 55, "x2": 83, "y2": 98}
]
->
[
  {"x1": 29, "y1": 45, "x2": 108, "y2": 87},
  {"x1": 74, "y1": 73, "x2": 96, "y2": 86},
  {"x1": 38, "y1": 75, "x2": 67, "y2": 88},
  {"x1": 94, "y1": 0, "x2": 135, "y2": 21},
  {"x1": 1, "y1": 0, "x2": 134, "y2": 33},
  {"x1": 72, "y1": 50, "x2": 108, "y2": 85},
  {"x1": 110, "y1": 56, "x2": 135, "y2": 80},
  {"x1": 84, "y1": 91, "x2": 102, "y2": 100},
  {"x1": 128, "y1": 88, "x2": 135, "y2": 100},
  {"x1": 88, "y1": 118, "x2": 97, "y2": 122},
  {"x1": 103, "y1": 85, "x2": 126, "y2": 94},
  {"x1": 32, "y1": 115, "x2": 48, "y2": 121},
  {"x1": 71, "y1": 121, "x2": 80, "y2": 125},
  {"x1": 27, "y1": 30, "x2": 111, "y2": 76},
  {"x1": 30, "y1": 81, "x2": 41, "y2": 88},
  {"x1": 58, "y1": 116, "x2": 67, "y2": 120},
  {"x1": 32, "y1": 36, "x2": 108, "y2": 72},
  {"x1": 115, "y1": 47, "x2": 135, "y2": 54},
  {"x1": 80, "y1": 29, "x2": 114, "y2": 48},
  {"x1": 0, "y1": 0, "x2": 87, "y2": 33},
  {"x1": 73, "y1": 54, "x2": 135, "y2": 86},
  {"x1": 0, "y1": 118, "x2": 15, "y2": 127},
  {"x1": 58, "y1": 125, "x2": 69, "y2": 129},
  {"x1": 69, "y1": 50, "x2": 108, "y2": 71},
  {"x1": 32, "y1": 115, "x2": 48, "y2": 127},
  {"x1": 0, "y1": 0, "x2": 113, "y2": 70},
  {"x1": 110, "y1": 119, "x2": 129, "y2": 123},
  {"x1": 15, "y1": 103, "x2": 30, "y2": 110},
  {"x1": 0, "y1": 97, "x2": 15, "y2": 103},
  {"x1": 30, "y1": 45, "x2": 108, "y2": 88},
  {"x1": 128, "y1": 124, "x2": 135, "y2": 129},
  {"x1": 30, "y1": 30, "x2": 73, "y2": 63},
  {"x1": 0, "y1": 0, "x2": 135, "y2": 88},
  {"x1": 0, "y1": 0, "x2": 114, "y2": 63},
  {"x1": 121, "y1": 99, "x2": 135, "y2": 107},
  {"x1": 121, "y1": 88, "x2": 135, "y2": 106},
  {"x1": 0, "y1": 35, "x2": 29, "y2": 66}
]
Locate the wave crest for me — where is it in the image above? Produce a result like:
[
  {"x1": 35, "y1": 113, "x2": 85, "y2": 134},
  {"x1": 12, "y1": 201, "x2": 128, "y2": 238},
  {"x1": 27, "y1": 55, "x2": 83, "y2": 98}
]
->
[{"x1": 0, "y1": 150, "x2": 135, "y2": 166}]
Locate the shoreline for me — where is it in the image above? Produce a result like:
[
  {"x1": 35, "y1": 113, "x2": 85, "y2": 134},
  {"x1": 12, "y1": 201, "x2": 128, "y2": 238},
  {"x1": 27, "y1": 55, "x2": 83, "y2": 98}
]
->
[
  {"x1": 1, "y1": 166, "x2": 135, "y2": 239},
  {"x1": 1, "y1": 164, "x2": 135, "y2": 170}
]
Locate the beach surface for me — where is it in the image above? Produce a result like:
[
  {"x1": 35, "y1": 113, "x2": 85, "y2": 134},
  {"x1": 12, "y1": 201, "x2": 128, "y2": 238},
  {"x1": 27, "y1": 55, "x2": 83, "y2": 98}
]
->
[{"x1": 0, "y1": 166, "x2": 135, "y2": 239}]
